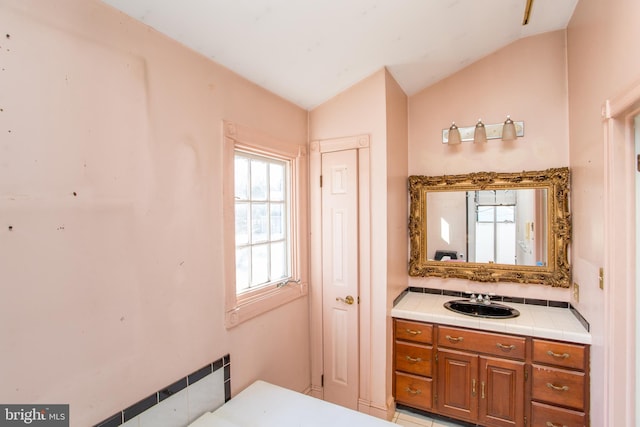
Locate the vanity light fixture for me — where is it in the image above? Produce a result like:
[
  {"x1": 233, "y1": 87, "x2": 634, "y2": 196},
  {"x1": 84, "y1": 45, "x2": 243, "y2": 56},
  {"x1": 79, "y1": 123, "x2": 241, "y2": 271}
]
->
[
  {"x1": 501, "y1": 115, "x2": 517, "y2": 141},
  {"x1": 473, "y1": 119, "x2": 487, "y2": 143},
  {"x1": 447, "y1": 122, "x2": 462, "y2": 145},
  {"x1": 442, "y1": 116, "x2": 524, "y2": 144}
]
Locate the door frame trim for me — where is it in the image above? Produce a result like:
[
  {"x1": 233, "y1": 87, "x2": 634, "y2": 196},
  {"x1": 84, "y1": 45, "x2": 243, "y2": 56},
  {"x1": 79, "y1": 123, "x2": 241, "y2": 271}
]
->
[
  {"x1": 602, "y1": 80, "x2": 640, "y2": 427},
  {"x1": 309, "y1": 135, "x2": 371, "y2": 412}
]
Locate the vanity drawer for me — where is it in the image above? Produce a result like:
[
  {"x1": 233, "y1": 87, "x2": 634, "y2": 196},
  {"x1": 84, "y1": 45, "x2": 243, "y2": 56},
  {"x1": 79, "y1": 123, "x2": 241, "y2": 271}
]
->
[
  {"x1": 395, "y1": 372, "x2": 433, "y2": 410},
  {"x1": 395, "y1": 342, "x2": 432, "y2": 376},
  {"x1": 532, "y1": 339, "x2": 587, "y2": 370},
  {"x1": 531, "y1": 401, "x2": 586, "y2": 427},
  {"x1": 395, "y1": 319, "x2": 433, "y2": 344},
  {"x1": 437, "y1": 326, "x2": 526, "y2": 360},
  {"x1": 532, "y1": 365, "x2": 585, "y2": 410}
]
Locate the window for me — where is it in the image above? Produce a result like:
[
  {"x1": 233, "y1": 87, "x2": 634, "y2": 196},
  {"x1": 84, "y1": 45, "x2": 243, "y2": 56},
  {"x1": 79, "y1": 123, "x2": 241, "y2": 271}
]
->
[
  {"x1": 234, "y1": 151, "x2": 291, "y2": 293},
  {"x1": 474, "y1": 190, "x2": 516, "y2": 264},
  {"x1": 222, "y1": 121, "x2": 307, "y2": 328}
]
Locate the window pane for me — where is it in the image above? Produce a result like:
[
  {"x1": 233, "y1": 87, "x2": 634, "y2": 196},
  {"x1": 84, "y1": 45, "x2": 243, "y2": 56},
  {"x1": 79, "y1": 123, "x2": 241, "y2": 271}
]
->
[
  {"x1": 477, "y1": 206, "x2": 495, "y2": 222},
  {"x1": 475, "y1": 223, "x2": 495, "y2": 263},
  {"x1": 251, "y1": 244, "x2": 269, "y2": 286},
  {"x1": 476, "y1": 190, "x2": 496, "y2": 205},
  {"x1": 270, "y1": 203, "x2": 285, "y2": 240},
  {"x1": 235, "y1": 156, "x2": 249, "y2": 200},
  {"x1": 235, "y1": 203, "x2": 250, "y2": 245},
  {"x1": 496, "y1": 206, "x2": 515, "y2": 222},
  {"x1": 271, "y1": 241, "x2": 286, "y2": 280},
  {"x1": 251, "y1": 159, "x2": 268, "y2": 200},
  {"x1": 236, "y1": 247, "x2": 250, "y2": 293},
  {"x1": 270, "y1": 163, "x2": 285, "y2": 201},
  {"x1": 496, "y1": 222, "x2": 516, "y2": 264},
  {"x1": 251, "y1": 203, "x2": 268, "y2": 243}
]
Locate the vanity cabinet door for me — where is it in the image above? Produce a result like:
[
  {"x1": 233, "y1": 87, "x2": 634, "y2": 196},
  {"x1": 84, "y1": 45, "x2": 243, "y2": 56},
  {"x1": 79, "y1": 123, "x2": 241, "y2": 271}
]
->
[
  {"x1": 436, "y1": 349, "x2": 478, "y2": 423},
  {"x1": 479, "y1": 356, "x2": 525, "y2": 427},
  {"x1": 437, "y1": 350, "x2": 525, "y2": 427}
]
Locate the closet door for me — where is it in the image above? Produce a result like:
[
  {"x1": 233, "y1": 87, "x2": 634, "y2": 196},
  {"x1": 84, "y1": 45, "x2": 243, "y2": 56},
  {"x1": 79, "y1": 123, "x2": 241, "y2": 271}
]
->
[{"x1": 321, "y1": 148, "x2": 359, "y2": 409}]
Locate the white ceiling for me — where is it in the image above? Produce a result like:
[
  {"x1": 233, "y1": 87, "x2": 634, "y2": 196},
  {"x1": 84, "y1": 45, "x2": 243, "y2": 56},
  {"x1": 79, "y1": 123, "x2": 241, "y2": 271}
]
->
[{"x1": 99, "y1": 0, "x2": 578, "y2": 110}]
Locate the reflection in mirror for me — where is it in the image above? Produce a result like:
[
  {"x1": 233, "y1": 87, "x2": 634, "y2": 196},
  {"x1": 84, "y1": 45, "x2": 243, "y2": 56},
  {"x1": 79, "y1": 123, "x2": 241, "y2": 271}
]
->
[
  {"x1": 426, "y1": 189, "x2": 548, "y2": 266},
  {"x1": 408, "y1": 168, "x2": 571, "y2": 287}
]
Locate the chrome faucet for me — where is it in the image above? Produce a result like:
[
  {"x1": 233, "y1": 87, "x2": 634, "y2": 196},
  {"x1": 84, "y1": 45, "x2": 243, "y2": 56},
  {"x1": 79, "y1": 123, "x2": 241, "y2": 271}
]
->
[{"x1": 468, "y1": 293, "x2": 492, "y2": 304}]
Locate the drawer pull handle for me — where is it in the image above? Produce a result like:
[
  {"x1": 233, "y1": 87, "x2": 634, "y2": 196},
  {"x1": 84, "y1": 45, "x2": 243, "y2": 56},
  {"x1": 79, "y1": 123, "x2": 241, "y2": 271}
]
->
[
  {"x1": 496, "y1": 343, "x2": 515, "y2": 351},
  {"x1": 481, "y1": 381, "x2": 486, "y2": 399},
  {"x1": 405, "y1": 329, "x2": 422, "y2": 336},
  {"x1": 405, "y1": 387, "x2": 421, "y2": 395},
  {"x1": 546, "y1": 422, "x2": 567, "y2": 427},
  {"x1": 472, "y1": 379, "x2": 477, "y2": 397},
  {"x1": 546, "y1": 382, "x2": 570, "y2": 392},
  {"x1": 405, "y1": 355, "x2": 423, "y2": 363},
  {"x1": 547, "y1": 350, "x2": 570, "y2": 359},
  {"x1": 446, "y1": 335, "x2": 464, "y2": 343}
]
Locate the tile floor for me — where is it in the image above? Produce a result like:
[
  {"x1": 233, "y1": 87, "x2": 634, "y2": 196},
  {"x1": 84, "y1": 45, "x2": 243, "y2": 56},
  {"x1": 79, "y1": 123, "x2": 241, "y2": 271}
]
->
[{"x1": 392, "y1": 407, "x2": 471, "y2": 427}]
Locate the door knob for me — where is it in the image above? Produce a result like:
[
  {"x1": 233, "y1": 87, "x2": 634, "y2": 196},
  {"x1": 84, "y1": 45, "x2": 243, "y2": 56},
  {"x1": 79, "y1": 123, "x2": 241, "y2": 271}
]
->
[{"x1": 336, "y1": 295, "x2": 355, "y2": 305}]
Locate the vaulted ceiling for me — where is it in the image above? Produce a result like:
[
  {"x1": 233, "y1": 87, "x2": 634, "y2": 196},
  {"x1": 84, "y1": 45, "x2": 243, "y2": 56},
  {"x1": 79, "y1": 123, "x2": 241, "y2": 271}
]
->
[{"x1": 100, "y1": 0, "x2": 578, "y2": 109}]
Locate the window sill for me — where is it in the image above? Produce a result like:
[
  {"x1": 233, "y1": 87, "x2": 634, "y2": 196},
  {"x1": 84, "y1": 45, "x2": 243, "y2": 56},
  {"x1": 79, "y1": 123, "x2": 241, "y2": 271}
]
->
[{"x1": 225, "y1": 282, "x2": 308, "y2": 328}]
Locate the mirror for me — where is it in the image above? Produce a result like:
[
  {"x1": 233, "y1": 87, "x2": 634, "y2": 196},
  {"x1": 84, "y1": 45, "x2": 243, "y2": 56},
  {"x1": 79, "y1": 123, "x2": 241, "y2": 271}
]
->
[
  {"x1": 426, "y1": 188, "x2": 548, "y2": 265},
  {"x1": 408, "y1": 168, "x2": 571, "y2": 287}
]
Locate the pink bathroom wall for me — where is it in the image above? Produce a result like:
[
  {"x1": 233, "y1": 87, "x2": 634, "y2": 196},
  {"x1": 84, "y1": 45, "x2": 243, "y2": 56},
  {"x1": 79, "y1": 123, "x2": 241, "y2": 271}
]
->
[
  {"x1": 567, "y1": 0, "x2": 640, "y2": 425},
  {"x1": 407, "y1": 30, "x2": 571, "y2": 302},
  {"x1": 309, "y1": 69, "x2": 395, "y2": 418},
  {"x1": 0, "y1": 1, "x2": 309, "y2": 425},
  {"x1": 383, "y1": 70, "x2": 409, "y2": 405},
  {"x1": 384, "y1": 70, "x2": 409, "y2": 301}
]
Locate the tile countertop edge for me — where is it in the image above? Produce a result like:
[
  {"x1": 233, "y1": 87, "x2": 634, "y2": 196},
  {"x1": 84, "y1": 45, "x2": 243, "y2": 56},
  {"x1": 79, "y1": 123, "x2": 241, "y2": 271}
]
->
[{"x1": 391, "y1": 292, "x2": 592, "y2": 345}]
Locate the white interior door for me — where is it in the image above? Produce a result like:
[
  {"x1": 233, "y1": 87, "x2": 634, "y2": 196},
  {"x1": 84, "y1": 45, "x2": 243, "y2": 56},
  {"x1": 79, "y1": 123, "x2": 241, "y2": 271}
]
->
[{"x1": 321, "y1": 149, "x2": 359, "y2": 409}]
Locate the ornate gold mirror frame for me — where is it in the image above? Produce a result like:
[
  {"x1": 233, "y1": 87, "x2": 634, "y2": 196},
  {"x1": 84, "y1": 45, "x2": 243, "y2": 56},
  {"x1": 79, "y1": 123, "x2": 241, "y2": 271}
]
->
[{"x1": 408, "y1": 167, "x2": 571, "y2": 287}]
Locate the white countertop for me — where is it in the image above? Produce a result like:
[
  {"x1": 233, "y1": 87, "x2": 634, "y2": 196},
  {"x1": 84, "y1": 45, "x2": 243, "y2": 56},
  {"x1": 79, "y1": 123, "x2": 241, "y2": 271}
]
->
[
  {"x1": 391, "y1": 292, "x2": 591, "y2": 345},
  {"x1": 189, "y1": 380, "x2": 396, "y2": 427}
]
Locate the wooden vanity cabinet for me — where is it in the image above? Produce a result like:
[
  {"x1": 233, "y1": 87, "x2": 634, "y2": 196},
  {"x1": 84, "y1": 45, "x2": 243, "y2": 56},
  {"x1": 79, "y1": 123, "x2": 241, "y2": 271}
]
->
[
  {"x1": 436, "y1": 326, "x2": 526, "y2": 427},
  {"x1": 393, "y1": 318, "x2": 590, "y2": 427},
  {"x1": 393, "y1": 319, "x2": 434, "y2": 411},
  {"x1": 530, "y1": 339, "x2": 590, "y2": 427}
]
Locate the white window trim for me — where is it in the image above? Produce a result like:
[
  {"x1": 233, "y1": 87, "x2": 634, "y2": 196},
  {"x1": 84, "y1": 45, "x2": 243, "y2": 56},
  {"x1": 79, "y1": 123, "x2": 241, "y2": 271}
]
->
[{"x1": 223, "y1": 120, "x2": 308, "y2": 328}]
